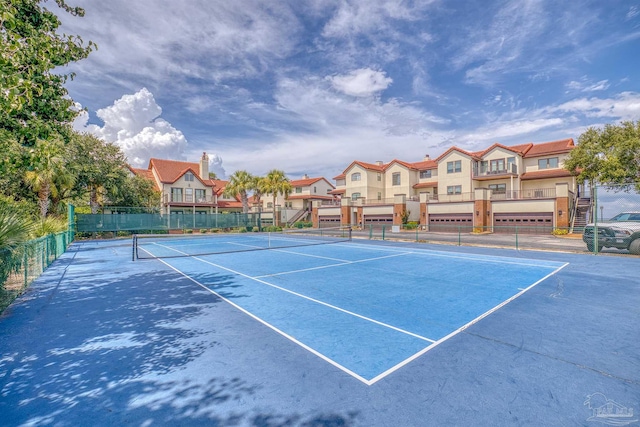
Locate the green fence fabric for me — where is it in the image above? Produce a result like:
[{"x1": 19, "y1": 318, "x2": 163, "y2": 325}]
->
[
  {"x1": 1, "y1": 230, "x2": 74, "y2": 312},
  {"x1": 75, "y1": 213, "x2": 262, "y2": 232}
]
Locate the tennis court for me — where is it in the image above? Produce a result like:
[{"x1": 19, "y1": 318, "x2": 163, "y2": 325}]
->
[{"x1": 1, "y1": 233, "x2": 638, "y2": 426}]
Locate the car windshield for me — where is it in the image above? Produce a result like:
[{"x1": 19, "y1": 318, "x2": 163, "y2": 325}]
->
[{"x1": 609, "y1": 213, "x2": 640, "y2": 221}]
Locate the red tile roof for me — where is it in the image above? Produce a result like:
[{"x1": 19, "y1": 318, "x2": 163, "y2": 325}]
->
[
  {"x1": 522, "y1": 138, "x2": 575, "y2": 157},
  {"x1": 413, "y1": 182, "x2": 438, "y2": 189},
  {"x1": 333, "y1": 173, "x2": 346, "y2": 180},
  {"x1": 287, "y1": 194, "x2": 336, "y2": 200},
  {"x1": 520, "y1": 169, "x2": 574, "y2": 180},
  {"x1": 148, "y1": 158, "x2": 212, "y2": 187},
  {"x1": 290, "y1": 177, "x2": 335, "y2": 189},
  {"x1": 435, "y1": 146, "x2": 480, "y2": 162},
  {"x1": 128, "y1": 167, "x2": 160, "y2": 191},
  {"x1": 329, "y1": 188, "x2": 345, "y2": 195}
]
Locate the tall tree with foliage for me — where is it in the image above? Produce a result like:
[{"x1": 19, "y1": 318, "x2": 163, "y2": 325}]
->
[
  {"x1": 223, "y1": 170, "x2": 255, "y2": 214},
  {"x1": 24, "y1": 137, "x2": 74, "y2": 218},
  {"x1": 0, "y1": 0, "x2": 95, "y2": 146},
  {"x1": 565, "y1": 120, "x2": 640, "y2": 191},
  {"x1": 65, "y1": 133, "x2": 130, "y2": 213},
  {"x1": 261, "y1": 169, "x2": 292, "y2": 227}
]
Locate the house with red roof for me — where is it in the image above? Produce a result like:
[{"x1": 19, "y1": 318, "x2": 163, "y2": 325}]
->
[
  {"x1": 259, "y1": 175, "x2": 337, "y2": 225},
  {"x1": 318, "y1": 138, "x2": 583, "y2": 233},
  {"x1": 130, "y1": 153, "x2": 242, "y2": 215}
]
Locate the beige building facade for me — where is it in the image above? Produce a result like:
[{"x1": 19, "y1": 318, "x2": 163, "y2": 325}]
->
[{"x1": 317, "y1": 139, "x2": 582, "y2": 233}]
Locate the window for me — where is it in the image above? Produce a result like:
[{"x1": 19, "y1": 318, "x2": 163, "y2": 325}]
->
[
  {"x1": 351, "y1": 192, "x2": 361, "y2": 201},
  {"x1": 538, "y1": 157, "x2": 559, "y2": 169},
  {"x1": 195, "y1": 189, "x2": 206, "y2": 202},
  {"x1": 392, "y1": 172, "x2": 401, "y2": 186},
  {"x1": 447, "y1": 185, "x2": 462, "y2": 195},
  {"x1": 184, "y1": 172, "x2": 194, "y2": 182},
  {"x1": 377, "y1": 192, "x2": 382, "y2": 200},
  {"x1": 295, "y1": 187, "x2": 302, "y2": 193},
  {"x1": 185, "y1": 188, "x2": 193, "y2": 202},
  {"x1": 490, "y1": 159, "x2": 505, "y2": 172},
  {"x1": 488, "y1": 184, "x2": 506, "y2": 194},
  {"x1": 171, "y1": 188, "x2": 183, "y2": 202},
  {"x1": 313, "y1": 186, "x2": 317, "y2": 193},
  {"x1": 377, "y1": 173, "x2": 382, "y2": 181},
  {"x1": 267, "y1": 202, "x2": 273, "y2": 208},
  {"x1": 351, "y1": 172, "x2": 361, "y2": 181},
  {"x1": 447, "y1": 160, "x2": 462, "y2": 173},
  {"x1": 420, "y1": 170, "x2": 432, "y2": 179}
]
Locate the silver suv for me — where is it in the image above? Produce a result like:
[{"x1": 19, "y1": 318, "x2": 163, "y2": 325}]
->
[{"x1": 583, "y1": 212, "x2": 640, "y2": 254}]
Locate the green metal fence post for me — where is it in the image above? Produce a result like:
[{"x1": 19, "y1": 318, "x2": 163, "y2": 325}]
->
[
  {"x1": 382, "y1": 225, "x2": 385, "y2": 240},
  {"x1": 515, "y1": 226, "x2": 519, "y2": 250},
  {"x1": 369, "y1": 224, "x2": 373, "y2": 239},
  {"x1": 458, "y1": 226, "x2": 461, "y2": 246},
  {"x1": 593, "y1": 185, "x2": 598, "y2": 254}
]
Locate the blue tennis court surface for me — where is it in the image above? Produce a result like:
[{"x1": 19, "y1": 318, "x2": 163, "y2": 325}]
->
[
  {"x1": 1, "y1": 236, "x2": 638, "y2": 426},
  {"x1": 160, "y1": 243, "x2": 566, "y2": 383}
]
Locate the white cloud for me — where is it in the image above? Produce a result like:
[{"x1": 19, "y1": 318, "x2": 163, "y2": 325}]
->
[
  {"x1": 329, "y1": 68, "x2": 392, "y2": 97},
  {"x1": 74, "y1": 88, "x2": 196, "y2": 169},
  {"x1": 551, "y1": 92, "x2": 640, "y2": 120},
  {"x1": 566, "y1": 78, "x2": 610, "y2": 93}
]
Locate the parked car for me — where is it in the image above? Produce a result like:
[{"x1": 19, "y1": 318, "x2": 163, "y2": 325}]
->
[{"x1": 583, "y1": 212, "x2": 640, "y2": 254}]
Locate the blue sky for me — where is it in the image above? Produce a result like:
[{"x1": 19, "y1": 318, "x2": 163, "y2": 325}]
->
[{"x1": 60, "y1": 0, "x2": 640, "y2": 180}]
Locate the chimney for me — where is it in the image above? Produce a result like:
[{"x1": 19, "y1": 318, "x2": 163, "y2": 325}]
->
[
  {"x1": 424, "y1": 154, "x2": 430, "y2": 161},
  {"x1": 302, "y1": 174, "x2": 309, "y2": 179},
  {"x1": 375, "y1": 160, "x2": 383, "y2": 166},
  {"x1": 199, "y1": 152, "x2": 209, "y2": 179}
]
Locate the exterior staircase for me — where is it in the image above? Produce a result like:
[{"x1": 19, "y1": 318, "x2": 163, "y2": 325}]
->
[{"x1": 571, "y1": 197, "x2": 592, "y2": 234}]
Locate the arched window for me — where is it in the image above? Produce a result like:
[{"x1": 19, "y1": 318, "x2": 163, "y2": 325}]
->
[{"x1": 351, "y1": 172, "x2": 361, "y2": 181}]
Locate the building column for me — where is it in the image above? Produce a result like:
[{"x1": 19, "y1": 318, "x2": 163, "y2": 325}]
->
[
  {"x1": 473, "y1": 188, "x2": 491, "y2": 231},
  {"x1": 340, "y1": 198, "x2": 352, "y2": 227},
  {"x1": 312, "y1": 201, "x2": 319, "y2": 228},
  {"x1": 555, "y1": 182, "x2": 570, "y2": 229},
  {"x1": 393, "y1": 194, "x2": 407, "y2": 226},
  {"x1": 419, "y1": 193, "x2": 428, "y2": 230}
]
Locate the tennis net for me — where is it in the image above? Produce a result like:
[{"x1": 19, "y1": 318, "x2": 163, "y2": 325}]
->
[{"x1": 133, "y1": 226, "x2": 352, "y2": 260}]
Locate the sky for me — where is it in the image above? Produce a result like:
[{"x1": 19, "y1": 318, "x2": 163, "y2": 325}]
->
[{"x1": 60, "y1": 0, "x2": 640, "y2": 180}]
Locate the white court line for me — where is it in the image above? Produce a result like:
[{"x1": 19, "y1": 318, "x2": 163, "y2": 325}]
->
[
  {"x1": 253, "y1": 252, "x2": 412, "y2": 278},
  {"x1": 343, "y1": 241, "x2": 565, "y2": 269},
  {"x1": 140, "y1": 242, "x2": 569, "y2": 385},
  {"x1": 365, "y1": 261, "x2": 570, "y2": 384}
]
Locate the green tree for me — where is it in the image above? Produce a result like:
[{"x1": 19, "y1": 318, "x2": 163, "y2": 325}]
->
[
  {"x1": 65, "y1": 133, "x2": 129, "y2": 213},
  {"x1": 24, "y1": 138, "x2": 74, "y2": 218},
  {"x1": 565, "y1": 121, "x2": 640, "y2": 191},
  {"x1": 261, "y1": 169, "x2": 292, "y2": 227},
  {"x1": 223, "y1": 170, "x2": 255, "y2": 214},
  {"x1": 113, "y1": 174, "x2": 160, "y2": 211},
  {"x1": 0, "y1": 0, "x2": 95, "y2": 146},
  {"x1": 0, "y1": 201, "x2": 33, "y2": 288}
]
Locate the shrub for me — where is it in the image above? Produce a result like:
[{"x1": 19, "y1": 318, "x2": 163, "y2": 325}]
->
[
  {"x1": 252, "y1": 226, "x2": 260, "y2": 232},
  {"x1": 200, "y1": 229, "x2": 208, "y2": 234},
  {"x1": 552, "y1": 228, "x2": 569, "y2": 236},
  {"x1": 185, "y1": 229, "x2": 193, "y2": 234}
]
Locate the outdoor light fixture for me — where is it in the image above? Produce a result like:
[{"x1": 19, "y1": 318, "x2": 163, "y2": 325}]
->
[
  {"x1": 558, "y1": 210, "x2": 563, "y2": 216},
  {"x1": 476, "y1": 210, "x2": 480, "y2": 216}
]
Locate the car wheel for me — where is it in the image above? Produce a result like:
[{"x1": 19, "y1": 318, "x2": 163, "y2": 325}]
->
[
  {"x1": 586, "y1": 243, "x2": 603, "y2": 252},
  {"x1": 629, "y1": 239, "x2": 640, "y2": 255}
]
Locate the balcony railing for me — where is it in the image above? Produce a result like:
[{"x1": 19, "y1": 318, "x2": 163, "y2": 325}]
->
[
  {"x1": 164, "y1": 194, "x2": 215, "y2": 204},
  {"x1": 490, "y1": 188, "x2": 556, "y2": 200},
  {"x1": 428, "y1": 192, "x2": 475, "y2": 203},
  {"x1": 472, "y1": 163, "x2": 517, "y2": 179}
]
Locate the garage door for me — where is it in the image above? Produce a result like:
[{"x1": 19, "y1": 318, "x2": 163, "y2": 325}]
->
[
  {"x1": 428, "y1": 213, "x2": 473, "y2": 232},
  {"x1": 493, "y1": 212, "x2": 553, "y2": 234},
  {"x1": 363, "y1": 214, "x2": 394, "y2": 226},
  {"x1": 318, "y1": 215, "x2": 341, "y2": 227}
]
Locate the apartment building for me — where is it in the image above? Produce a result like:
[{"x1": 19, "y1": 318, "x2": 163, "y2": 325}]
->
[
  {"x1": 130, "y1": 152, "x2": 242, "y2": 215},
  {"x1": 316, "y1": 138, "x2": 581, "y2": 233},
  {"x1": 258, "y1": 175, "x2": 336, "y2": 225}
]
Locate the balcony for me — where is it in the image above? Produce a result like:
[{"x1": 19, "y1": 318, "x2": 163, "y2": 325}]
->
[
  {"x1": 164, "y1": 194, "x2": 216, "y2": 204},
  {"x1": 473, "y1": 163, "x2": 517, "y2": 180},
  {"x1": 490, "y1": 188, "x2": 556, "y2": 200},
  {"x1": 427, "y1": 192, "x2": 475, "y2": 203}
]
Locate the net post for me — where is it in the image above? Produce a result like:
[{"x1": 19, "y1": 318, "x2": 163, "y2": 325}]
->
[
  {"x1": 348, "y1": 226, "x2": 352, "y2": 241},
  {"x1": 132, "y1": 234, "x2": 137, "y2": 261}
]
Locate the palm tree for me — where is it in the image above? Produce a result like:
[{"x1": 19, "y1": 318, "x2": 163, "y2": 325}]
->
[
  {"x1": 261, "y1": 169, "x2": 292, "y2": 227},
  {"x1": 0, "y1": 204, "x2": 33, "y2": 287},
  {"x1": 250, "y1": 175, "x2": 264, "y2": 208},
  {"x1": 223, "y1": 170, "x2": 255, "y2": 214},
  {"x1": 24, "y1": 139, "x2": 74, "y2": 218}
]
